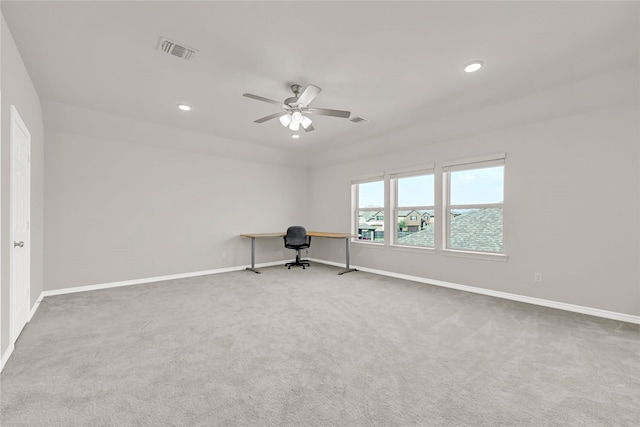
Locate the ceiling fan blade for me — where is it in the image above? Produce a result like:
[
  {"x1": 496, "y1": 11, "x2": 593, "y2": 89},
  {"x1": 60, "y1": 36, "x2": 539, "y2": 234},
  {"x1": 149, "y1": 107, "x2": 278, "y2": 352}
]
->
[
  {"x1": 306, "y1": 108, "x2": 351, "y2": 119},
  {"x1": 243, "y1": 93, "x2": 287, "y2": 108},
  {"x1": 296, "y1": 84, "x2": 322, "y2": 107},
  {"x1": 303, "y1": 124, "x2": 315, "y2": 132},
  {"x1": 254, "y1": 112, "x2": 283, "y2": 123}
]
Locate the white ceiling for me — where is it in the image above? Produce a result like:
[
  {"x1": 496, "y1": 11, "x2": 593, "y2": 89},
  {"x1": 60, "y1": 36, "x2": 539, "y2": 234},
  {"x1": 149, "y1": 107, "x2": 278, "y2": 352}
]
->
[{"x1": 2, "y1": 1, "x2": 639, "y2": 163}]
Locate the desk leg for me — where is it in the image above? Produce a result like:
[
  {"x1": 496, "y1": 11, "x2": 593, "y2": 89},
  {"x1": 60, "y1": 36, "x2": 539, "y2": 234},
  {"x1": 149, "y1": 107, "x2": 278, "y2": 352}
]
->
[
  {"x1": 338, "y1": 237, "x2": 357, "y2": 275},
  {"x1": 246, "y1": 237, "x2": 261, "y2": 274}
]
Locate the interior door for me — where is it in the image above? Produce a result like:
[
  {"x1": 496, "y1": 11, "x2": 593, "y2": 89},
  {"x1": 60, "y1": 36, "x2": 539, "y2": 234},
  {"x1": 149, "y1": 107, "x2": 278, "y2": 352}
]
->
[{"x1": 10, "y1": 105, "x2": 31, "y2": 343}]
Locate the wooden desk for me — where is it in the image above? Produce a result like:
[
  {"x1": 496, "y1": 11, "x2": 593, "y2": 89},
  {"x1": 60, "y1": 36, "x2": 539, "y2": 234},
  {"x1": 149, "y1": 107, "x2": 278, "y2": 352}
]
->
[{"x1": 240, "y1": 231, "x2": 356, "y2": 275}]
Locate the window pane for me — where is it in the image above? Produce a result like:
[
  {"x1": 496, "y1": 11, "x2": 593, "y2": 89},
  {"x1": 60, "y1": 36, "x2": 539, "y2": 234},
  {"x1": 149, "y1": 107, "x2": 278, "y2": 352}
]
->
[
  {"x1": 356, "y1": 210, "x2": 384, "y2": 241},
  {"x1": 397, "y1": 174, "x2": 434, "y2": 207},
  {"x1": 358, "y1": 180, "x2": 384, "y2": 208},
  {"x1": 448, "y1": 208, "x2": 503, "y2": 252},
  {"x1": 397, "y1": 210, "x2": 435, "y2": 247},
  {"x1": 450, "y1": 166, "x2": 503, "y2": 205}
]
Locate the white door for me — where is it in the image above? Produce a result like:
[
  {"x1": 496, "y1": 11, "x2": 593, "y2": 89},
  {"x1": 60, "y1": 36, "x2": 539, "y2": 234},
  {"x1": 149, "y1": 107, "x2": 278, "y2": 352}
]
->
[{"x1": 10, "y1": 105, "x2": 31, "y2": 343}]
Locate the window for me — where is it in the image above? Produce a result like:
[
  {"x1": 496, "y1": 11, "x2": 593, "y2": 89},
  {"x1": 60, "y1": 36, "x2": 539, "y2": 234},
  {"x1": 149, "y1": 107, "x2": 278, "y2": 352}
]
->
[
  {"x1": 391, "y1": 169, "x2": 435, "y2": 247},
  {"x1": 350, "y1": 154, "x2": 506, "y2": 257},
  {"x1": 352, "y1": 175, "x2": 385, "y2": 242},
  {"x1": 443, "y1": 155, "x2": 505, "y2": 253}
]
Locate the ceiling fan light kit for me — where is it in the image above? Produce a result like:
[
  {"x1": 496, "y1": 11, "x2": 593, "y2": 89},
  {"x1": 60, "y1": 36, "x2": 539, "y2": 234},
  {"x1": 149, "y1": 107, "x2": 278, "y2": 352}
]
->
[
  {"x1": 291, "y1": 111, "x2": 303, "y2": 124},
  {"x1": 243, "y1": 83, "x2": 362, "y2": 135},
  {"x1": 301, "y1": 116, "x2": 313, "y2": 129},
  {"x1": 279, "y1": 114, "x2": 292, "y2": 127}
]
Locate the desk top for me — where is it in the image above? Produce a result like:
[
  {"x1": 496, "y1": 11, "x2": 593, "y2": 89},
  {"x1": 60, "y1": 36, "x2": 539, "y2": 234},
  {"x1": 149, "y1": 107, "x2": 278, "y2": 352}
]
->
[
  {"x1": 307, "y1": 231, "x2": 354, "y2": 239},
  {"x1": 240, "y1": 232, "x2": 285, "y2": 238},
  {"x1": 241, "y1": 231, "x2": 354, "y2": 239}
]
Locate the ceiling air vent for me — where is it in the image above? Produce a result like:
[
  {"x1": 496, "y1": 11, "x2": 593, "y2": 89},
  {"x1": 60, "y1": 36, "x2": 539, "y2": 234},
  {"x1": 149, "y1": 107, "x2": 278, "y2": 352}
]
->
[
  {"x1": 157, "y1": 37, "x2": 197, "y2": 61},
  {"x1": 349, "y1": 116, "x2": 368, "y2": 124}
]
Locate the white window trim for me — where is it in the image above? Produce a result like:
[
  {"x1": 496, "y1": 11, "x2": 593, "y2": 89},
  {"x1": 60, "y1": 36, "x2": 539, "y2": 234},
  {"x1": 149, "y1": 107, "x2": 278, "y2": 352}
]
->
[
  {"x1": 350, "y1": 154, "x2": 507, "y2": 260},
  {"x1": 352, "y1": 240, "x2": 386, "y2": 248},
  {"x1": 443, "y1": 155, "x2": 506, "y2": 255},
  {"x1": 389, "y1": 163, "x2": 435, "y2": 179},
  {"x1": 440, "y1": 248, "x2": 509, "y2": 262},
  {"x1": 351, "y1": 171, "x2": 385, "y2": 185},
  {"x1": 442, "y1": 153, "x2": 505, "y2": 170},
  {"x1": 390, "y1": 244, "x2": 437, "y2": 254},
  {"x1": 390, "y1": 167, "x2": 436, "y2": 249},
  {"x1": 351, "y1": 175, "x2": 385, "y2": 244}
]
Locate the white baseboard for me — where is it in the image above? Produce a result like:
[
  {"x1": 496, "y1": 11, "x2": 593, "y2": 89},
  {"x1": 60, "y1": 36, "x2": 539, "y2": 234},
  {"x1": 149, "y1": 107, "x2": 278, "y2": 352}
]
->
[
  {"x1": 1, "y1": 295, "x2": 45, "y2": 373},
  {"x1": 0, "y1": 343, "x2": 15, "y2": 373},
  {"x1": 311, "y1": 258, "x2": 640, "y2": 325},
  {"x1": 29, "y1": 295, "x2": 42, "y2": 322},
  {"x1": 2, "y1": 261, "x2": 288, "y2": 372},
  {"x1": 2, "y1": 258, "x2": 636, "y2": 372},
  {"x1": 41, "y1": 261, "x2": 287, "y2": 298}
]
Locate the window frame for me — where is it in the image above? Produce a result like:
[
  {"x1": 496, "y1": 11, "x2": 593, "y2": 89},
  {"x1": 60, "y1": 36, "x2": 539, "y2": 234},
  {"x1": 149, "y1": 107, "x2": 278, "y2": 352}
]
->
[
  {"x1": 351, "y1": 173, "x2": 385, "y2": 244},
  {"x1": 349, "y1": 154, "x2": 507, "y2": 261},
  {"x1": 390, "y1": 167, "x2": 435, "y2": 249},
  {"x1": 442, "y1": 154, "x2": 506, "y2": 256}
]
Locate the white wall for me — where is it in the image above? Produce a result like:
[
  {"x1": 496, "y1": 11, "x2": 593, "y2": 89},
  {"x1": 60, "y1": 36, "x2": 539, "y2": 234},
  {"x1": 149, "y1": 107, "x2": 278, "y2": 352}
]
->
[
  {"x1": 308, "y1": 104, "x2": 640, "y2": 316},
  {"x1": 1, "y1": 14, "x2": 45, "y2": 357},
  {"x1": 44, "y1": 121, "x2": 308, "y2": 291}
]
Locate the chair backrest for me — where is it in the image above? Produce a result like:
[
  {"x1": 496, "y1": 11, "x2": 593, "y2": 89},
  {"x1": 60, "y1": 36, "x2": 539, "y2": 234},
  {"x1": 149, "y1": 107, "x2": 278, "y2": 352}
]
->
[{"x1": 285, "y1": 226, "x2": 308, "y2": 246}]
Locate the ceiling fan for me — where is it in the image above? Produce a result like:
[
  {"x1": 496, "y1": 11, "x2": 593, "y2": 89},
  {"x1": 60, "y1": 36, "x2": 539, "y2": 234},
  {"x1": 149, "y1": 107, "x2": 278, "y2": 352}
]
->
[{"x1": 242, "y1": 84, "x2": 353, "y2": 132}]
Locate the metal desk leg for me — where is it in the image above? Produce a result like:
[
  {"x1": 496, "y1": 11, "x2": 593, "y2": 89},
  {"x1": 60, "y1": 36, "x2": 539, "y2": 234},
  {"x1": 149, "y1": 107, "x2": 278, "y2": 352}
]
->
[
  {"x1": 246, "y1": 237, "x2": 261, "y2": 274},
  {"x1": 338, "y1": 237, "x2": 357, "y2": 275}
]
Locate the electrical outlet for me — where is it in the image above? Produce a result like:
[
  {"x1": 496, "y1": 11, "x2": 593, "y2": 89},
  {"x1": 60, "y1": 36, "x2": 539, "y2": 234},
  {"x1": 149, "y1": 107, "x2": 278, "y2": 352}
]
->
[
  {"x1": 534, "y1": 272, "x2": 543, "y2": 283},
  {"x1": 305, "y1": 249, "x2": 309, "y2": 254}
]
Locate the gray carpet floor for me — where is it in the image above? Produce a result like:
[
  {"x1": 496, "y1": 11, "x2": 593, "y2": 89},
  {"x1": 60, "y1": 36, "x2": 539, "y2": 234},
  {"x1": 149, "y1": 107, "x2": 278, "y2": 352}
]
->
[{"x1": 1, "y1": 263, "x2": 639, "y2": 426}]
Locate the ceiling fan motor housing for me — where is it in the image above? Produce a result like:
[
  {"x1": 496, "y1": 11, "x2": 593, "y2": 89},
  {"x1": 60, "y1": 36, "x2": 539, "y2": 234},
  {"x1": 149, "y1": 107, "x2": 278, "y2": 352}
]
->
[{"x1": 285, "y1": 84, "x2": 302, "y2": 106}]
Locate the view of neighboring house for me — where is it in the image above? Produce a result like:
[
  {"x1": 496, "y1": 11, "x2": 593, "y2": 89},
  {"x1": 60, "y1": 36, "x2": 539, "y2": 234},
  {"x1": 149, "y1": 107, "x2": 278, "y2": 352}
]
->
[
  {"x1": 358, "y1": 208, "x2": 503, "y2": 253},
  {"x1": 397, "y1": 208, "x2": 503, "y2": 252},
  {"x1": 359, "y1": 210, "x2": 433, "y2": 240},
  {"x1": 398, "y1": 210, "x2": 433, "y2": 232},
  {"x1": 358, "y1": 223, "x2": 377, "y2": 240},
  {"x1": 365, "y1": 211, "x2": 385, "y2": 233}
]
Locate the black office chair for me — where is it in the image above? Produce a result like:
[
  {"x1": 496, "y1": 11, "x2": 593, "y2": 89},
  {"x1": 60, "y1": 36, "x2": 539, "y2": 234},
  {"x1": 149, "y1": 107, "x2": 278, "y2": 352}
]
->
[{"x1": 283, "y1": 226, "x2": 311, "y2": 269}]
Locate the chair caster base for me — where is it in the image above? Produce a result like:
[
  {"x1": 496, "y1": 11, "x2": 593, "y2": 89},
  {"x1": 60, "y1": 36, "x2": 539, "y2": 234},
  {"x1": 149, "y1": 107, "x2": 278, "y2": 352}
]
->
[{"x1": 285, "y1": 262, "x2": 310, "y2": 269}]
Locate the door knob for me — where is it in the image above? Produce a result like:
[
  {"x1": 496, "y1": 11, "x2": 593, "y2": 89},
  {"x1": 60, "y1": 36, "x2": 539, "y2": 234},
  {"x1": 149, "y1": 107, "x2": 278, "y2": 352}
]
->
[{"x1": 14, "y1": 241, "x2": 24, "y2": 248}]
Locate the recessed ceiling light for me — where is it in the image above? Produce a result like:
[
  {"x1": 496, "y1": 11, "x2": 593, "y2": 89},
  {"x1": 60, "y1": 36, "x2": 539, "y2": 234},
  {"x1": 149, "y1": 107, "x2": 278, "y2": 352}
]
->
[
  {"x1": 291, "y1": 134, "x2": 300, "y2": 139},
  {"x1": 464, "y1": 60, "x2": 484, "y2": 73},
  {"x1": 177, "y1": 103, "x2": 191, "y2": 111}
]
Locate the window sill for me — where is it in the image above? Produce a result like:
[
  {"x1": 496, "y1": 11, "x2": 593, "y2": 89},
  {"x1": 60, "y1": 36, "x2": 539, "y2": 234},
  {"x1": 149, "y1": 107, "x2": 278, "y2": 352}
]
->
[
  {"x1": 351, "y1": 240, "x2": 386, "y2": 249},
  {"x1": 390, "y1": 245, "x2": 436, "y2": 254},
  {"x1": 440, "y1": 249, "x2": 508, "y2": 262}
]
